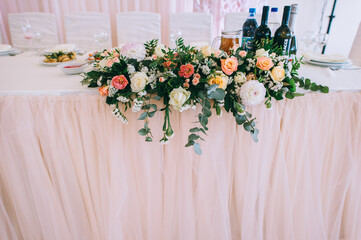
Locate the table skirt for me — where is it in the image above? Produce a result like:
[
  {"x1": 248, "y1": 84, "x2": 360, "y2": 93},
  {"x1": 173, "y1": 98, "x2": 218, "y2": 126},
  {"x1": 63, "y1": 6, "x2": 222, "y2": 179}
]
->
[{"x1": 0, "y1": 92, "x2": 360, "y2": 240}]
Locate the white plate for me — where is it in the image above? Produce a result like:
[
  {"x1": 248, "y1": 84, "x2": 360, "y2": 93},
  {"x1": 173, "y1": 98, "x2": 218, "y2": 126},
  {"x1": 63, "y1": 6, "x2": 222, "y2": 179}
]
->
[
  {"x1": 305, "y1": 59, "x2": 353, "y2": 67},
  {"x1": 40, "y1": 59, "x2": 74, "y2": 66},
  {"x1": 0, "y1": 44, "x2": 12, "y2": 52}
]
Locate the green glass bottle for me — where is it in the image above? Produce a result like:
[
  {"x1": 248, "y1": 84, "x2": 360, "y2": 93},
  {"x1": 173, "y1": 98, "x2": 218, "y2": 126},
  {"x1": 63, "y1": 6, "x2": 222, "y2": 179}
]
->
[
  {"x1": 254, "y1": 6, "x2": 271, "y2": 49},
  {"x1": 273, "y1": 6, "x2": 291, "y2": 55}
]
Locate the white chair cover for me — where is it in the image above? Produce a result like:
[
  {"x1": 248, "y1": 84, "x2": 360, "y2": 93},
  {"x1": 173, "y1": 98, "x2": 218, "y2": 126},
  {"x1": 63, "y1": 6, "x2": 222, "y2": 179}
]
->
[
  {"x1": 116, "y1": 12, "x2": 161, "y2": 45},
  {"x1": 169, "y1": 13, "x2": 213, "y2": 46},
  {"x1": 349, "y1": 22, "x2": 361, "y2": 66},
  {"x1": 0, "y1": 28, "x2": 2, "y2": 44},
  {"x1": 64, "y1": 12, "x2": 112, "y2": 50},
  {"x1": 8, "y1": 12, "x2": 58, "y2": 49},
  {"x1": 224, "y1": 12, "x2": 261, "y2": 32}
]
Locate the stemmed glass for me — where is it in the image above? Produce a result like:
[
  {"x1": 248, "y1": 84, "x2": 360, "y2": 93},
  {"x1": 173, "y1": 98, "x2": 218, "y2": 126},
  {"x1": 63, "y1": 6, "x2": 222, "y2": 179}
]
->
[
  {"x1": 170, "y1": 28, "x2": 182, "y2": 48},
  {"x1": 93, "y1": 29, "x2": 108, "y2": 51},
  {"x1": 22, "y1": 19, "x2": 33, "y2": 51},
  {"x1": 314, "y1": 33, "x2": 329, "y2": 54},
  {"x1": 32, "y1": 32, "x2": 42, "y2": 54}
]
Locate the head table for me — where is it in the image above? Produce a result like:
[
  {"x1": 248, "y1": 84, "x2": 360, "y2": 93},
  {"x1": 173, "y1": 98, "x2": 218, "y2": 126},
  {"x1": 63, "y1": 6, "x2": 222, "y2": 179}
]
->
[{"x1": 0, "y1": 53, "x2": 361, "y2": 240}]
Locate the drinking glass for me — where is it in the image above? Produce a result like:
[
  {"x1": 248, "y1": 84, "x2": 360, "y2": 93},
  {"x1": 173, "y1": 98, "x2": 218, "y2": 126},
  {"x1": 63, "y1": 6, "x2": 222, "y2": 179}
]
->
[
  {"x1": 314, "y1": 33, "x2": 329, "y2": 53},
  {"x1": 170, "y1": 28, "x2": 182, "y2": 48},
  {"x1": 93, "y1": 29, "x2": 109, "y2": 51},
  {"x1": 22, "y1": 19, "x2": 33, "y2": 51},
  {"x1": 32, "y1": 32, "x2": 42, "y2": 54},
  {"x1": 300, "y1": 31, "x2": 316, "y2": 53}
]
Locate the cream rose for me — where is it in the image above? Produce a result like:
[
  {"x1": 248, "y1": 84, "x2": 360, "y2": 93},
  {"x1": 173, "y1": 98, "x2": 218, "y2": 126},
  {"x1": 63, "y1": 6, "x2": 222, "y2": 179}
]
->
[
  {"x1": 255, "y1": 48, "x2": 269, "y2": 58},
  {"x1": 130, "y1": 72, "x2": 149, "y2": 92},
  {"x1": 207, "y1": 71, "x2": 228, "y2": 90},
  {"x1": 154, "y1": 44, "x2": 167, "y2": 58},
  {"x1": 201, "y1": 45, "x2": 211, "y2": 57},
  {"x1": 270, "y1": 66, "x2": 286, "y2": 82},
  {"x1": 98, "y1": 58, "x2": 107, "y2": 68},
  {"x1": 234, "y1": 72, "x2": 247, "y2": 84},
  {"x1": 169, "y1": 87, "x2": 191, "y2": 111}
]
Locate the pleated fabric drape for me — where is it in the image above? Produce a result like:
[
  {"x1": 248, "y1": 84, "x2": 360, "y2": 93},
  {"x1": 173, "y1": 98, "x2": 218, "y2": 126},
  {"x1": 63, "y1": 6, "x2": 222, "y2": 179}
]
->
[{"x1": 0, "y1": 92, "x2": 360, "y2": 240}]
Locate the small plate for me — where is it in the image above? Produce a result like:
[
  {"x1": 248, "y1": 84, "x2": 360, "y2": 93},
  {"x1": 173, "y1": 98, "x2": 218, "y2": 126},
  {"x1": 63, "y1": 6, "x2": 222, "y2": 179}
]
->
[{"x1": 40, "y1": 59, "x2": 74, "y2": 66}]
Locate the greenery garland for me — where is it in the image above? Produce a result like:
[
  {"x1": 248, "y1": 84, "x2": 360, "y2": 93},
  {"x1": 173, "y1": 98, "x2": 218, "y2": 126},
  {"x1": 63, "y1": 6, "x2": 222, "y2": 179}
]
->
[{"x1": 82, "y1": 38, "x2": 328, "y2": 154}]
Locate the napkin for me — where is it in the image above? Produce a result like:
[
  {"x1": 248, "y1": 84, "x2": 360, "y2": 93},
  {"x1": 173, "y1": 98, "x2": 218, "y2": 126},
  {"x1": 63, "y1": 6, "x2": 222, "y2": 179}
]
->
[
  {"x1": 0, "y1": 44, "x2": 12, "y2": 52},
  {"x1": 303, "y1": 52, "x2": 349, "y2": 63}
]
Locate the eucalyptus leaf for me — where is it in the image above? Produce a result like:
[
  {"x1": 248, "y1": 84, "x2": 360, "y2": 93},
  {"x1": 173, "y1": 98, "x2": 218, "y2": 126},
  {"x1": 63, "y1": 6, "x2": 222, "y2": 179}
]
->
[
  {"x1": 243, "y1": 122, "x2": 252, "y2": 132},
  {"x1": 207, "y1": 84, "x2": 219, "y2": 95},
  {"x1": 185, "y1": 140, "x2": 195, "y2": 147},
  {"x1": 235, "y1": 114, "x2": 247, "y2": 125},
  {"x1": 148, "y1": 111, "x2": 156, "y2": 118},
  {"x1": 138, "y1": 128, "x2": 148, "y2": 136},
  {"x1": 138, "y1": 112, "x2": 148, "y2": 120},
  {"x1": 208, "y1": 88, "x2": 226, "y2": 100},
  {"x1": 145, "y1": 136, "x2": 153, "y2": 142},
  {"x1": 193, "y1": 143, "x2": 202, "y2": 155}
]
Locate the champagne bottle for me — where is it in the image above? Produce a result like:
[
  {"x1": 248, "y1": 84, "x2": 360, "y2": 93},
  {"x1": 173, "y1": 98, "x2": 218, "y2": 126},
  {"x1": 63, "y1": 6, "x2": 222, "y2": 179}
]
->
[
  {"x1": 268, "y1": 8, "x2": 280, "y2": 38},
  {"x1": 242, "y1": 8, "x2": 258, "y2": 51},
  {"x1": 254, "y1": 6, "x2": 271, "y2": 49},
  {"x1": 289, "y1": 4, "x2": 298, "y2": 57},
  {"x1": 273, "y1": 6, "x2": 291, "y2": 55}
]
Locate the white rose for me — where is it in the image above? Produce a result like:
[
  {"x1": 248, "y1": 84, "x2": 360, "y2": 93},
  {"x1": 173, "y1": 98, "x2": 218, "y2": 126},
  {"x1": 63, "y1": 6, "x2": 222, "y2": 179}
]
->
[
  {"x1": 239, "y1": 80, "x2": 266, "y2": 106},
  {"x1": 169, "y1": 87, "x2": 191, "y2": 111},
  {"x1": 98, "y1": 58, "x2": 107, "y2": 68},
  {"x1": 201, "y1": 45, "x2": 211, "y2": 57},
  {"x1": 154, "y1": 44, "x2": 167, "y2": 58},
  {"x1": 255, "y1": 48, "x2": 269, "y2": 58},
  {"x1": 130, "y1": 72, "x2": 149, "y2": 92},
  {"x1": 234, "y1": 72, "x2": 247, "y2": 84}
]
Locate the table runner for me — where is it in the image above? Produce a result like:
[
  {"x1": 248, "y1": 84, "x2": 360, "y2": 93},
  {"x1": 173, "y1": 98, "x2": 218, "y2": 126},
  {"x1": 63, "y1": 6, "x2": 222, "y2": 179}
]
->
[{"x1": 1, "y1": 92, "x2": 360, "y2": 240}]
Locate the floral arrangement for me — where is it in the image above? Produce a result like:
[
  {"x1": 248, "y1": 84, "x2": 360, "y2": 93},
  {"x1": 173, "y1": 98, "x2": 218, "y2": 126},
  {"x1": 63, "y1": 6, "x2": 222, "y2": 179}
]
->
[{"x1": 82, "y1": 39, "x2": 328, "y2": 154}]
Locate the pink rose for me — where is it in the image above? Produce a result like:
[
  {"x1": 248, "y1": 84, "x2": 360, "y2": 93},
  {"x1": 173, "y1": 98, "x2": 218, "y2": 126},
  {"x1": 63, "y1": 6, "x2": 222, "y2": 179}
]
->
[
  {"x1": 113, "y1": 52, "x2": 120, "y2": 58},
  {"x1": 112, "y1": 57, "x2": 120, "y2": 63},
  {"x1": 159, "y1": 77, "x2": 165, "y2": 82},
  {"x1": 194, "y1": 73, "x2": 201, "y2": 79},
  {"x1": 239, "y1": 50, "x2": 247, "y2": 58},
  {"x1": 111, "y1": 75, "x2": 129, "y2": 90},
  {"x1": 183, "y1": 82, "x2": 190, "y2": 88},
  {"x1": 192, "y1": 78, "x2": 199, "y2": 85},
  {"x1": 106, "y1": 59, "x2": 114, "y2": 68},
  {"x1": 178, "y1": 63, "x2": 194, "y2": 78}
]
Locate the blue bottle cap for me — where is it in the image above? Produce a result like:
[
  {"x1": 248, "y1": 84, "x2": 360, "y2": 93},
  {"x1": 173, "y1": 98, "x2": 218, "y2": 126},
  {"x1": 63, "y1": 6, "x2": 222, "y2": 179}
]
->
[
  {"x1": 271, "y1": 7, "x2": 278, "y2": 12},
  {"x1": 249, "y1": 8, "x2": 256, "y2": 13}
]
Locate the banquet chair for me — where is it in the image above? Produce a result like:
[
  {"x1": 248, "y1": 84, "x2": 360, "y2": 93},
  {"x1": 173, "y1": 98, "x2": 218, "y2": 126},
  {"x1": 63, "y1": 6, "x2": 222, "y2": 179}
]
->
[
  {"x1": 224, "y1": 12, "x2": 261, "y2": 32},
  {"x1": 169, "y1": 13, "x2": 213, "y2": 46},
  {"x1": 8, "y1": 12, "x2": 58, "y2": 49},
  {"x1": 349, "y1": 21, "x2": 361, "y2": 66},
  {"x1": 64, "y1": 12, "x2": 112, "y2": 50},
  {"x1": 116, "y1": 12, "x2": 161, "y2": 45}
]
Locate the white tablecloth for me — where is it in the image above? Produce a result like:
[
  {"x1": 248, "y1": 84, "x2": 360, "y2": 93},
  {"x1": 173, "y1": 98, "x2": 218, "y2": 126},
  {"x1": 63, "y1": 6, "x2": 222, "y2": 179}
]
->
[{"x1": 0, "y1": 53, "x2": 361, "y2": 95}]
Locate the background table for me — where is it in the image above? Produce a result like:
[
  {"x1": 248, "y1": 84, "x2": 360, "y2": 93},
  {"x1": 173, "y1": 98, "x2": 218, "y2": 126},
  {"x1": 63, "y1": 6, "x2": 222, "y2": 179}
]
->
[{"x1": 1, "y1": 53, "x2": 361, "y2": 240}]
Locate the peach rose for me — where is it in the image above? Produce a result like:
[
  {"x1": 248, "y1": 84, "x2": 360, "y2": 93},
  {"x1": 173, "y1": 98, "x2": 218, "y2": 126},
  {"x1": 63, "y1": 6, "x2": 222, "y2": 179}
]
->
[
  {"x1": 270, "y1": 66, "x2": 286, "y2": 82},
  {"x1": 183, "y1": 82, "x2": 190, "y2": 88},
  {"x1": 106, "y1": 59, "x2": 114, "y2": 68},
  {"x1": 98, "y1": 85, "x2": 109, "y2": 96},
  {"x1": 207, "y1": 72, "x2": 228, "y2": 90},
  {"x1": 194, "y1": 73, "x2": 201, "y2": 79},
  {"x1": 239, "y1": 50, "x2": 247, "y2": 58},
  {"x1": 159, "y1": 77, "x2": 165, "y2": 82},
  {"x1": 221, "y1": 57, "x2": 238, "y2": 75},
  {"x1": 113, "y1": 52, "x2": 120, "y2": 58},
  {"x1": 111, "y1": 75, "x2": 129, "y2": 90},
  {"x1": 256, "y1": 57, "x2": 274, "y2": 71}
]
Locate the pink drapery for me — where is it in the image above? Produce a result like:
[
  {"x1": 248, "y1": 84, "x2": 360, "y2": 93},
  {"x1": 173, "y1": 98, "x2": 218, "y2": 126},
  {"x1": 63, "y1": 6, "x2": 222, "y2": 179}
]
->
[
  {"x1": 0, "y1": 0, "x2": 194, "y2": 46},
  {"x1": 0, "y1": 0, "x2": 267, "y2": 46},
  {"x1": 0, "y1": 92, "x2": 360, "y2": 240}
]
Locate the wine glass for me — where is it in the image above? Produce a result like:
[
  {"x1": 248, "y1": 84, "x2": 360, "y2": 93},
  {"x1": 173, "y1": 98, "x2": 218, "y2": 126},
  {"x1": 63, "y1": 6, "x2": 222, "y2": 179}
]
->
[
  {"x1": 170, "y1": 28, "x2": 182, "y2": 48},
  {"x1": 32, "y1": 32, "x2": 42, "y2": 54},
  {"x1": 93, "y1": 29, "x2": 109, "y2": 51},
  {"x1": 300, "y1": 31, "x2": 317, "y2": 53},
  {"x1": 22, "y1": 19, "x2": 33, "y2": 51},
  {"x1": 314, "y1": 33, "x2": 329, "y2": 54}
]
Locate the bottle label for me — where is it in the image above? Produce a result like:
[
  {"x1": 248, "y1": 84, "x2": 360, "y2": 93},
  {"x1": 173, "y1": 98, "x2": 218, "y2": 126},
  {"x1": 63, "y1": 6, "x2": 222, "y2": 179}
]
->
[
  {"x1": 281, "y1": 38, "x2": 290, "y2": 55},
  {"x1": 242, "y1": 37, "x2": 253, "y2": 51}
]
